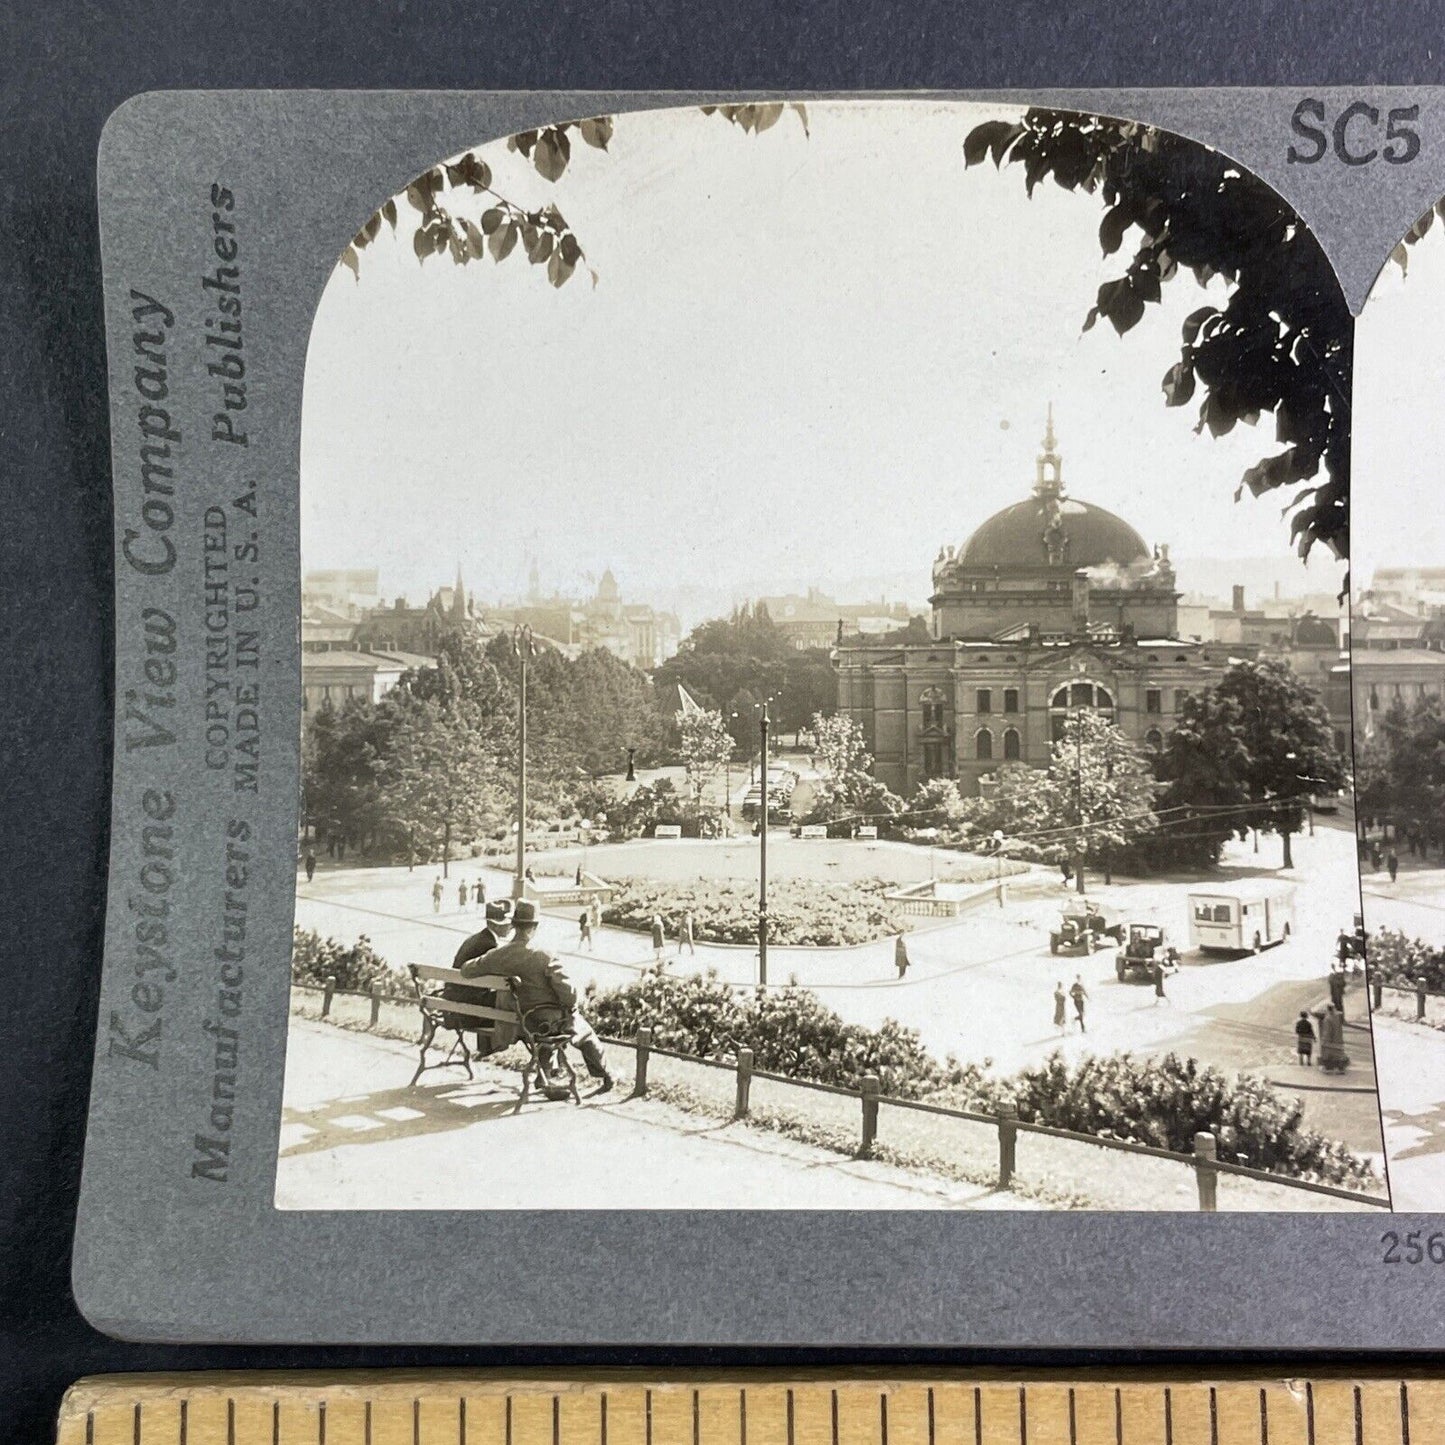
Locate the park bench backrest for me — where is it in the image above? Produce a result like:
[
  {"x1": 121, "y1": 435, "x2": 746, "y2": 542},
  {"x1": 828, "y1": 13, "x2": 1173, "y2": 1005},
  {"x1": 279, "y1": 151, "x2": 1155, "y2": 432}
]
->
[{"x1": 408, "y1": 964, "x2": 520, "y2": 1025}]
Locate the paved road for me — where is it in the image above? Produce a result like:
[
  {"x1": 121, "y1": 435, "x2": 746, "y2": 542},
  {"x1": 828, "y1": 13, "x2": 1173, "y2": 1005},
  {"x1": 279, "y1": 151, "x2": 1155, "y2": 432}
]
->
[
  {"x1": 275, "y1": 1021, "x2": 1044, "y2": 1211},
  {"x1": 1371, "y1": 1014, "x2": 1445, "y2": 1211}
]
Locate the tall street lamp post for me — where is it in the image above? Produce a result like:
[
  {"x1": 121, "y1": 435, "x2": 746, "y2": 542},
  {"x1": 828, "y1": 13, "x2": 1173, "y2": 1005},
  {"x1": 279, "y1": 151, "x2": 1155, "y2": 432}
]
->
[
  {"x1": 512, "y1": 623, "x2": 535, "y2": 900},
  {"x1": 758, "y1": 699, "x2": 771, "y2": 990}
]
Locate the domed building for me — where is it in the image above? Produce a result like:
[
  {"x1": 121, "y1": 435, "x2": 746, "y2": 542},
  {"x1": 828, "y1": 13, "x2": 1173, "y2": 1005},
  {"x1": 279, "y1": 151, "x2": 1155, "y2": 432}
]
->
[{"x1": 834, "y1": 411, "x2": 1248, "y2": 797}]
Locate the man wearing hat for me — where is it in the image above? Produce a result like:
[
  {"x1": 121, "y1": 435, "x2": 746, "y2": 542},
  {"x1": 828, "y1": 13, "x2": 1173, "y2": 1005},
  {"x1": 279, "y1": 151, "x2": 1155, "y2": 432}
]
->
[
  {"x1": 445, "y1": 899, "x2": 514, "y2": 1056},
  {"x1": 467, "y1": 899, "x2": 613, "y2": 1095}
]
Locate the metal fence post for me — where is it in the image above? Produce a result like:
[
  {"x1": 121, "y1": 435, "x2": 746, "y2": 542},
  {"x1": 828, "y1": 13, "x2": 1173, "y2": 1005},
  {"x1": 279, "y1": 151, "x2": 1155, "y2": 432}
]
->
[
  {"x1": 369, "y1": 980, "x2": 383, "y2": 1027},
  {"x1": 632, "y1": 1027, "x2": 652, "y2": 1098},
  {"x1": 1419, "y1": 977, "x2": 1429, "y2": 1021},
  {"x1": 997, "y1": 1097, "x2": 1019, "y2": 1189},
  {"x1": 735, "y1": 1048, "x2": 754, "y2": 1119},
  {"x1": 1372, "y1": 977, "x2": 1383, "y2": 1011},
  {"x1": 321, "y1": 974, "x2": 337, "y2": 1018},
  {"x1": 859, "y1": 1075, "x2": 880, "y2": 1158},
  {"x1": 1193, "y1": 1131, "x2": 1219, "y2": 1212}
]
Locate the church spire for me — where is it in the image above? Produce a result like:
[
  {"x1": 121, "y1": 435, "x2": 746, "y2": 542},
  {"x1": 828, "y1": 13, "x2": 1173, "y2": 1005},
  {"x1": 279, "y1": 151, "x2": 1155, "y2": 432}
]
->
[
  {"x1": 451, "y1": 563, "x2": 466, "y2": 622},
  {"x1": 1034, "y1": 403, "x2": 1064, "y2": 499}
]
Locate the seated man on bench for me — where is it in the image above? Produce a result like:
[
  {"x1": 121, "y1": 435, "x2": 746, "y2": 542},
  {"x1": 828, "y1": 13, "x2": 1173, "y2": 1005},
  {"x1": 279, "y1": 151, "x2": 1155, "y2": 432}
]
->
[{"x1": 461, "y1": 899, "x2": 613, "y2": 1096}]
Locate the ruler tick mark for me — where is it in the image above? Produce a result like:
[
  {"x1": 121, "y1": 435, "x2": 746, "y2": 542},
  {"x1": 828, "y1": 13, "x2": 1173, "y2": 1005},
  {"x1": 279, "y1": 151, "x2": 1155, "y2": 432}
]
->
[
  {"x1": 831, "y1": 1390, "x2": 840, "y2": 1445},
  {"x1": 882, "y1": 1392, "x2": 890, "y2": 1445},
  {"x1": 1165, "y1": 1388, "x2": 1173, "y2": 1445},
  {"x1": 553, "y1": 1396, "x2": 561, "y2": 1445},
  {"x1": 460, "y1": 1396, "x2": 467, "y2": 1445},
  {"x1": 1018, "y1": 1387, "x2": 1026, "y2": 1445},
  {"x1": 646, "y1": 1390, "x2": 654, "y2": 1445},
  {"x1": 1355, "y1": 1386, "x2": 1364, "y2": 1445},
  {"x1": 975, "y1": 1387, "x2": 983, "y2": 1445},
  {"x1": 229, "y1": 1399, "x2": 237, "y2": 1445},
  {"x1": 739, "y1": 1390, "x2": 746, "y2": 1445},
  {"x1": 1259, "y1": 1390, "x2": 1268, "y2": 1445},
  {"x1": 694, "y1": 1390, "x2": 701, "y2": 1445},
  {"x1": 1116, "y1": 1390, "x2": 1123, "y2": 1445},
  {"x1": 1210, "y1": 1388, "x2": 1219, "y2": 1445},
  {"x1": 601, "y1": 1394, "x2": 608, "y2": 1445},
  {"x1": 414, "y1": 1398, "x2": 420, "y2": 1445},
  {"x1": 86, "y1": 1412, "x2": 94, "y2": 1445},
  {"x1": 506, "y1": 1397, "x2": 513, "y2": 1445},
  {"x1": 1067, "y1": 1390, "x2": 1076, "y2": 1445},
  {"x1": 365, "y1": 1401, "x2": 372, "y2": 1445},
  {"x1": 1401, "y1": 1384, "x2": 1411, "y2": 1445},
  {"x1": 135, "y1": 1403, "x2": 142, "y2": 1445},
  {"x1": 274, "y1": 1401, "x2": 281, "y2": 1445},
  {"x1": 787, "y1": 1390, "x2": 795, "y2": 1445},
  {"x1": 319, "y1": 1401, "x2": 327, "y2": 1445},
  {"x1": 1306, "y1": 1384, "x2": 1316, "y2": 1445},
  {"x1": 181, "y1": 1401, "x2": 189, "y2": 1445},
  {"x1": 927, "y1": 1389, "x2": 935, "y2": 1445}
]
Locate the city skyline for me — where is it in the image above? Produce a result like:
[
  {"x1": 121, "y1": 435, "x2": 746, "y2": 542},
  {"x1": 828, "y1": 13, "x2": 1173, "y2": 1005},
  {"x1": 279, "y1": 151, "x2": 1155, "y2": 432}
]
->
[{"x1": 301, "y1": 100, "x2": 1344, "y2": 610}]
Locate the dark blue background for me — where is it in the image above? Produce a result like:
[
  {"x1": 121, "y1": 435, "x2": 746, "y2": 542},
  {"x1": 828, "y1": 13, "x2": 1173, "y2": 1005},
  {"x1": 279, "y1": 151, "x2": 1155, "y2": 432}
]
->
[{"x1": 4, "y1": 2, "x2": 1444, "y2": 1439}]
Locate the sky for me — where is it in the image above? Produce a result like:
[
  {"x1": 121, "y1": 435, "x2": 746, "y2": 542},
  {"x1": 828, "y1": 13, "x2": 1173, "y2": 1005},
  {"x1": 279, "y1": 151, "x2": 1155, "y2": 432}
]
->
[
  {"x1": 301, "y1": 100, "x2": 1346, "y2": 618},
  {"x1": 1354, "y1": 221, "x2": 1445, "y2": 586}
]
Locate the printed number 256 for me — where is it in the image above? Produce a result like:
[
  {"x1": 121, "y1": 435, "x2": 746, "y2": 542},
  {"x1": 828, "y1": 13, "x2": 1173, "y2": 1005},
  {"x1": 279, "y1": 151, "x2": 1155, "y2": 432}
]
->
[
  {"x1": 1289, "y1": 99, "x2": 1421, "y2": 165},
  {"x1": 1382, "y1": 1230, "x2": 1445, "y2": 1263}
]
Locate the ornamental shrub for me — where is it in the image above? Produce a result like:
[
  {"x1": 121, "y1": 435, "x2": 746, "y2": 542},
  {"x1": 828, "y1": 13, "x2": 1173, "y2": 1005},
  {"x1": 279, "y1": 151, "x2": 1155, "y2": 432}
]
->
[
  {"x1": 291, "y1": 926, "x2": 408, "y2": 993},
  {"x1": 1366, "y1": 928, "x2": 1445, "y2": 990},
  {"x1": 586, "y1": 973, "x2": 1374, "y2": 1185}
]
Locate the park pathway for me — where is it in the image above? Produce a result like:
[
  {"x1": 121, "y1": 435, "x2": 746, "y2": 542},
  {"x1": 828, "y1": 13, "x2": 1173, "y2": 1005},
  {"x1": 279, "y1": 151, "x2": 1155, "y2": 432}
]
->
[{"x1": 275, "y1": 1021, "x2": 1044, "y2": 1211}]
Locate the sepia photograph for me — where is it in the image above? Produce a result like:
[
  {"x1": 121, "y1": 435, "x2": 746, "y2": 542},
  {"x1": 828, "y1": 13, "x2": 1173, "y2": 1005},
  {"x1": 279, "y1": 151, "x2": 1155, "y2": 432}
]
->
[
  {"x1": 1352, "y1": 199, "x2": 1445, "y2": 1213},
  {"x1": 275, "y1": 100, "x2": 1385, "y2": 1212}
]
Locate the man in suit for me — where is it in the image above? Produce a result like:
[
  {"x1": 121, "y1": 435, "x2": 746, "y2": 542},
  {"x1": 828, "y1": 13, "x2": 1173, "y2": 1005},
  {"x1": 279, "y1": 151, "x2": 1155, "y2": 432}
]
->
[
  {"x1": 466, "y1": 899, "x2": 612, "y2": 1095},
  {"x1": 445, "y1": 899, "x2": 512, "y2": 1055}
]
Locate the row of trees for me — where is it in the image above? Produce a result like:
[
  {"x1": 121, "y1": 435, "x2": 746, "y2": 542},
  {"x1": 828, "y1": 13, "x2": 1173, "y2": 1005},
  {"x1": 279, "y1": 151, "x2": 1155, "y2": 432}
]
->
[
  {"x1": 303, "y1": 631, "x2": 666, "y2": 867},
  {"x1": 1355, "y1": 694, "x2": 1445, "y2": 851}
]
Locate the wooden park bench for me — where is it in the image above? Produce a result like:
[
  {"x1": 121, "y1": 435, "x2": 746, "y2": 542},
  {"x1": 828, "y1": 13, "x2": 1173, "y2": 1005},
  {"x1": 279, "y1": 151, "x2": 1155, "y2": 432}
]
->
[{"x1": 407, "y1": 964, "x2": 581, "y2": 1109}]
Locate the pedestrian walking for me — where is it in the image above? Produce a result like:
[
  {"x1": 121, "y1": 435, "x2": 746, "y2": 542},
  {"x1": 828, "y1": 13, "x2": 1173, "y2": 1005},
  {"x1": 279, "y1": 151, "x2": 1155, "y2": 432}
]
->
[
  {"x1": 1371, "y1": 843, "x2": 1382, "y2": 871},
  {"x1": 895, "y1": 933, "x2": 910, "y2": 980},
  {"x1": 1152, "y1": 958, "x2": 1168, "y2": 1005},
  {"x1": 679, "y1": 910, "x2": 696, "y2": 957},
  {"x1": 1328, "y1": 963, "x2": 1346, "y2": 1018},
  {"x1": 651, "y1": 914, "x2": 666, "y2": 964},
  {"x1": 1294, "y1": 1010, "x2": 1316, "y2": 1065},
  {"x1": 1060, "y1": 859, "x2": 1073, "y2": 889},
  {"x1": 589, "y1": 896, "x2": 602, "y2": 932},
  {"x1": 1070, "y1": 975, "x2": 1088, "y2": 1033},
  {"x1": 458, "y1": 878, "x2": 468, "y2": 910},
  {"x1": 578, "y1": 909, "x2": 593, "y2": 952},
  {"x1": 1053, "y1": 981, "x2": 1067, "y2": 1036},
  {"x1": 431, "y1": 877, "x2": 443, "y2": 914},
  {"x1": 304, "y1": 851, "x2": 316, "y2": 883},
  {"x1": 1388, "y1": 850, "x2": 1400, "y2": 883},
  {"x1": 473, "y1": 878, "x2": 486, "y2": 908},
  {"x1": 575, "y1": 862, "x2": 584, "y2": 885},
  {"x1": 525, "y1": 865, "x2": 537, "y2": 884}
]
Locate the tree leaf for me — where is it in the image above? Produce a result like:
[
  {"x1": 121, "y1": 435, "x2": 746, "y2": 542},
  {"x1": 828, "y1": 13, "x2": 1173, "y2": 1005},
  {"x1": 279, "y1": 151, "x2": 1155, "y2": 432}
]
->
[
  {"x1": 534, "y1": 129, "x2": 570, "y2": 182},
  {"x1": 480, "y1": 207, "x2": 505, "y2": 236},
  {"x1": 340, "y1": 244, "x2": 359, "y2": 278},
  {"x1": 381, "y1": 198, "x2": 397, "y2": 228},
  {"x1": 1161, "y1": 360, "x2": 1195, "y2": 407},
  {"x1": 789, "y1": 101, "x2": 810, "y2": 135},
  {"x1": 579, "y1": 115, "x2": 614, "y2": 149},
  {"x1": 754, "y1": 102, "x2": 784, "y2": 133}
]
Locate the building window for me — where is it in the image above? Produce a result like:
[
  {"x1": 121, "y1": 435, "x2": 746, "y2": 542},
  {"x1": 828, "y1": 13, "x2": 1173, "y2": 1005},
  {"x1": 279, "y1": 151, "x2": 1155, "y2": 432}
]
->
[
  {"x1": 1003, "y1": 687, "x2": 1019, "y2": 714},
  {"x1": 1048, "y1": 682, "x2": 1114, "y2": 743},
  {"x1": 1145, "y1": 728, "x2": 1164, "y2": 752},
  {"x1": 1175, "y1": 689, "x2": 1189, "y2": 712},
  {"x1": 976, "y1": 728, "x2": 993, "y2": 760},
  {"x1": 1003, "y1": 728, "x2": 1021, "y2": 761},
  {"x1": 923, "y1": 740, "x2": 948, "y2": 779},
  {"x1": 919, "y1": 685, "x2": 947, "y2": 731},
  {"x1": 1370, "y1": 686, "x2": 1379, "y2": 711},
  {"x1": 976, "y1": 688, "x2": 992, "y2": 714},
  {"x1": 1146, "y1": 688, "x2": 1162, "y2": 714}
]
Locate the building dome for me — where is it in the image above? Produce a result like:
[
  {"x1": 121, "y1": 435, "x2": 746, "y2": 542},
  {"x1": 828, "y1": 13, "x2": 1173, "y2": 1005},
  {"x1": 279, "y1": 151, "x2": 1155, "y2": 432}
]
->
[{"x1": 959, "y1": 495, "x2": 1150, "y2": 570}]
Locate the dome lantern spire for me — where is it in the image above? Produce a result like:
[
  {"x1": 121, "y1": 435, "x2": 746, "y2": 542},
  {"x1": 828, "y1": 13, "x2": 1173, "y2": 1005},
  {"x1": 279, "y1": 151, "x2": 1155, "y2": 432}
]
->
[{"x1": 1034, "y1": 402, "x2": 1064, "y2": 499}]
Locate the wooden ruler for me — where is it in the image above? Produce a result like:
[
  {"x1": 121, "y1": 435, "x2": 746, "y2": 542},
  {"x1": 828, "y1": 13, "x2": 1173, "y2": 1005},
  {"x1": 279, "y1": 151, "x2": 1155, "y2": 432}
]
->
[{"x1": 54, "y1": 1376, "x2": 1443, "y2": 1445}]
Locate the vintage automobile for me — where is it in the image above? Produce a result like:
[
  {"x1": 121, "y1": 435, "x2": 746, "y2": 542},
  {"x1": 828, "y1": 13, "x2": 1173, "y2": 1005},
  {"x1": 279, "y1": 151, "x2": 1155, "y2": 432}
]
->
[
  {"x1": 1049, "y1": 899, "x2": 1125, "y2": 955},
  {"x1": 1114, "y1": 922, "x2": 1182, "y2": 982}
]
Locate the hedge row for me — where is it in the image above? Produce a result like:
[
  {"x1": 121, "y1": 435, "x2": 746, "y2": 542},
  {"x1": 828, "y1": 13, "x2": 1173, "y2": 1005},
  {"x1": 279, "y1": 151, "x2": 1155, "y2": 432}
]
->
[
  {"x1": 1366, "y1": 928, "x2": 1445, "y2": 991},
  {"x1": 292, "y1": 927, "x2": 409, "y2": 993},
  {"x1": 585, "y1": 972, "x2": 1374, "y2": 1186},
  {"x1": 601, "y1": 876, "x2": 907, "y2": 947}
]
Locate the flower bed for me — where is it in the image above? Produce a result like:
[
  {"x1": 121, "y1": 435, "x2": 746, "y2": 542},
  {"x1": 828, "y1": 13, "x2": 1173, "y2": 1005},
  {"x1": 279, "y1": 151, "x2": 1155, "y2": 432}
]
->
[
  {"x1": 600, "y1": 875, "x2": 907, "y2": 947},
  {"x1": 1365, "y1": 927, "x2": 1445, "y2": 991}
]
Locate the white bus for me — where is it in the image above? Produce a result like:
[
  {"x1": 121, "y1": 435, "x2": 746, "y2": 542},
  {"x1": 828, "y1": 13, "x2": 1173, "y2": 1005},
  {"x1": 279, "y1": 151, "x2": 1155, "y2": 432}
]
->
[{"x1": 1187, "y1": 881, "x2": 1296, "y2": 954}]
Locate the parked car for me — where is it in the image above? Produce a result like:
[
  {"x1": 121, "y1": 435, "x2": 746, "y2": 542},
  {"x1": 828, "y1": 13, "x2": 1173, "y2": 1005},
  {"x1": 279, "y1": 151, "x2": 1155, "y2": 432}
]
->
[
  {"x1": 1049, "y1": 899, "x2": 1125, "y2": 955},
  {"x1": 1114, "y1": 923, "x2": 1181, "y2": 982}
]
